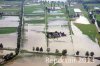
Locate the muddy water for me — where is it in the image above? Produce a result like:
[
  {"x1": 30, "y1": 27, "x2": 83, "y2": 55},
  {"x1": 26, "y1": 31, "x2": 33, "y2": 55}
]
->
[
  {"x1": 48, "y1": 20, "x2": 68, "y2": 26},
  {"x1": 0, "y1": 16, "x2": 19, "y2": 48},
  {"x1": 74, "y1": 16, "x2": 90, "y2": 24},
  {"x1": 0, "y1": 33, "x2": 17, "y2": 48},
  {"x1": 5, "y1": 54, "x2": 100, "y2": 66},
  {"x1": 0, "y1": 16, "x2": 19, "y2": 44},
  {"x1": 24, "y1": 16, "x2": 44, "y2": 21},
  {"x1": 47, "y1": 20, "x2": 74, "y2": 55},
  {"x1": 0, "y1": 16, "x2": 100, "y2": 66},
  {"x1": 23, "y1": 24, "x2": 47, "y2": 52},
  {"x1": 22, "y1": 19, "x2": 74, "y2": 54},
  {"x1": 0, "y1": 16, "x2": 19, "y2": 55},
  {"x1": 49, "y1": 11, "x2": 64, "y2": 15},
  {"x1": 32, "y1": 10, "x2": 44, "y2": 13},
  {"x1": 5, "y1": 54, "x2": 49, "y2": 66},
  {"x1": 0, "y1": 16, "x2": 19, "y2": 27}
]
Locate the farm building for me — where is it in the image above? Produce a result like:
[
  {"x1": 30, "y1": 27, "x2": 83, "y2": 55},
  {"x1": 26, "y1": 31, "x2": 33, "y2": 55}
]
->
[{"x1": 74, "y1": 8, "x2": 82, "y2": 17}]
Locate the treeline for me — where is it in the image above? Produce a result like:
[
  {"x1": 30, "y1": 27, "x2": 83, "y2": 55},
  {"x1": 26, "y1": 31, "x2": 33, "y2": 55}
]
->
[
  {"x1": 4, "y1": 0, "x2": 22, "y2": 1},
  {"x1": 72, "y1": 0, "x2": 100, "y2": 4},
  {"x1": 83, "y1": 0, "x2": 100, "y2": 4}
]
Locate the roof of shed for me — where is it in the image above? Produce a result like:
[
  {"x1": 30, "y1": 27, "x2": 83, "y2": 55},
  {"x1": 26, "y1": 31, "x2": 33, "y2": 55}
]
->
[{"x1": 74, "y1": 8, "x2": 82, "y2": 13}]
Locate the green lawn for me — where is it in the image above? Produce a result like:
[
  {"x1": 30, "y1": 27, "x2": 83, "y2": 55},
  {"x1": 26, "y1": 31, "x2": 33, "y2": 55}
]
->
[
  {"x1": 0, "y1": 27, "x2": 17, "y2": 34},
  {"x1": 95, "y1": 14, "x2": 100, "y2": 27},
  {"x1": 83, "y1": 0, "x2": 91, "y2": 1},
  {"x1": 25, "y1": 19, "x2": 45, "y2": 24},
  {"x1": 85, "y1": 4, "x2": 100, "y2": 11},
  {"x1": 0, "y1": 8, "x2": 19, "y2": 13},
  {"x1": 24, "y1": 5, "x2": 44, "y2": 14},
  {"x1": 86, "y1": 4, "x2": 100, "y2": 7},
  {"x1": 75, "y1": 23, "x2": 100, "y2": 45},
  {"x1": 96, "y1": 14, "x2": 100, "y2": 21}
]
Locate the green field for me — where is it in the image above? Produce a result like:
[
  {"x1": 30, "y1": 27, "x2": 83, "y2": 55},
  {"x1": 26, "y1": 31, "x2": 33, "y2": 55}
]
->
[
  {"x1": 24, "y1": 5, "x2": 44, "y2": 14},
  {"x1": 25, "y1": 19, "x2": 45, "y2": 24},
  {"x1": 75, "y1": 23, "x2": 100, "y2": 44},
  {"x1": 24, "y1": 4, "x2": 45, "y2": 24},
  {"x1": 0, "y1": 27, "x2": 17, "y2": 34},
  {"x1": 96, "y1": 14, "x2": 100, "y2": 21},
  {"x1": 86, "y1": 4, "x2": 100, "y2": 7},
  {"x1": 0, "y1": 8, "x2": 19, "y2": 13}
]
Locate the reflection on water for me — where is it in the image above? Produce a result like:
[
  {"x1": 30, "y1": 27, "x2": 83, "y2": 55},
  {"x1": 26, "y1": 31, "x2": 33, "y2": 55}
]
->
[
  {"x1": 4, "y1": 54, "x2": 100, "y2": 66},
  {"x1": 5, "y1": 54, "x2": 49, "y2": 66}
]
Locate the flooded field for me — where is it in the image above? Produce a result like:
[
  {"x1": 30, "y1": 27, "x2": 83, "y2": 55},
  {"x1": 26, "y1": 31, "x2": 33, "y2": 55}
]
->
[
  {"x1": 47, "y1": 19, "x2": 74, "y2": 54},
  {"x1": 0, "y1": 16, "x2": 19, "y2": 55},
  {"x1": 0, "y1": 16, "x2": 19, "y2": 27},
  {"x1": 72, "y1": 23, "x2": 100, "y2": 57},
  {"x1": 23, "y1": 24, "x2": 47, "y2": 52},
  {"x1": 0, "y1": 15, "x2": 100, "y2": 66},
  {"x1": 0, "y1": 16, "x2": 19, "y2": 48},
  {"x1": 5, "y1": 54, "x2": 49, "y2": 66},
  {"x1": 0, "y1": 1, "x2": 100, "y2": 66}
]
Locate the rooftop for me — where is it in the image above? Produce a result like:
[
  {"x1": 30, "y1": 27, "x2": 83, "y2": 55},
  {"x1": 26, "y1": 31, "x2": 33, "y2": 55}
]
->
[{"x1": 74, "y1": 8, "x2": 82, "y2": 13}]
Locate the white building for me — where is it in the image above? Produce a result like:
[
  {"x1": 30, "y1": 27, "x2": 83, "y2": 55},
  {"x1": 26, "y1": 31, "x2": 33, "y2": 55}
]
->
[{"x1": 74, "y1": 8, "x2": 82, "y2": 17}]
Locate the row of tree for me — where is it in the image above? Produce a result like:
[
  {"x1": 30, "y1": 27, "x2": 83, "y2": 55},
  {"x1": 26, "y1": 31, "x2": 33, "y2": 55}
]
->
[
  {"x1": 32, "y1": 47, "x2": 94, "y2": 58},
  {"x1": 83, "y1": 0, "x2": 100, "y2": 4},
  {"x1": 16, "y1": 0, "x2": 25, "y2": 55},
  {"x1": 33, "y1": 47, "x2": 43, "y2": 52}
]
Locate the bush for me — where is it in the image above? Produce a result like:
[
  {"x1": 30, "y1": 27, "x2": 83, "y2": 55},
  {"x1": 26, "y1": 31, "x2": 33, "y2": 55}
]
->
[
  {"x1": 76, "y1": 51, "x2": 80, "y2": 56},
  {"x1": 36, "y1": 47, "x2": 39, "y2": 52},
  {"x1": 97, "y1": 64, "x2": 100, "y2": 66},
  {"x1": 47, "y1": 48, "x2": 50, "y2": 52},
  {"x1": 62, "y1": 49, "x2": 67, "y2": 56},
  {"x1": 85, "y1": 51, "x2": 89, "y2": 57},
  {"x1": 33, "y1": 47, "x2": 35, "y2": 51},
  {"x1": 55, "y1": 49, "x2": 59, "y2": 53},
  {"x1": 90, "y1": 52, "x2": 94, "y2": 57},
  {"x1": 40, "y1": 47, "x2": 43, "y2": 52}
]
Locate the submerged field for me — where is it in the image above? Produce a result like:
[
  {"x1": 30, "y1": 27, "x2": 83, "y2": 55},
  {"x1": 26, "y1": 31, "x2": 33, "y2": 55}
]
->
[{"x1": 0, "y1": 0, "x2": 100, "y2": 66}]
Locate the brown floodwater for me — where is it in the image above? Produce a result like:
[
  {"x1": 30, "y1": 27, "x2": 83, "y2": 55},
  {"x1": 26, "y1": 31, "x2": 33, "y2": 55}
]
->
[{"x1": 0, "y1": 16, "x2": 100, "y2": 66}]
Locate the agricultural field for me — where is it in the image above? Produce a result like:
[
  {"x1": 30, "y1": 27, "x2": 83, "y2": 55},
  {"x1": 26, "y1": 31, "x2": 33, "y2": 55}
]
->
[
  {"x1": 0, "y1": 0, "x2": 100, "y2": 66},
  {"x1": 0, "y1": 27, "x2": 17, "y2": 34}
]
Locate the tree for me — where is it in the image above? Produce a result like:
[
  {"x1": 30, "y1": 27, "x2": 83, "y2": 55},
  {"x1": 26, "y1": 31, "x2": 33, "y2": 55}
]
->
[
  {"x1": 67, "y1": 0, "x2": 71, "y2": 6},
  {"x1": 90, "y1": 52, "x2": 94, "y2": 62},
  {"x1": 55, "y1": 49, "x2": 59, "y2": 54},
  {"x1": 90, "y1": 52, "x2": 94, "y2": 57},
  {"x1": 15, "y1": 48, "x2": 19, "y2": 55},
  {"x1": 97, "y1": 64, "x2": 100, "y2": 66},
  {"x1": 36, "y1": 47, "x2": 39, "y2": 52},
  {"x1": 0, "y1": 43, "x2": 3, "y2": 49},
  {"x1": 40, "y1": 47, "x2": 43, "y2": 52},
  {"x1": 76, "y1": 51, "x2": 80, "y2": 56},
  {"x1": 62, "y1": 49, "x2": 67, "y2": 56},
  {"x1": 85, "y1": 51, "x2": 89, "y2": 57},
  {"x1": 33, "y1": 47, "x2": 35, "y2": 51},
  {"x1": 76, "y1": 51, "x2": 80, "y2": 61},
  {"x1": 47, "y1": 48, "x2": 50, "y2": 52},
  {"x1": 85, "y1": 51, "x2": 89, "y2": 62}
]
